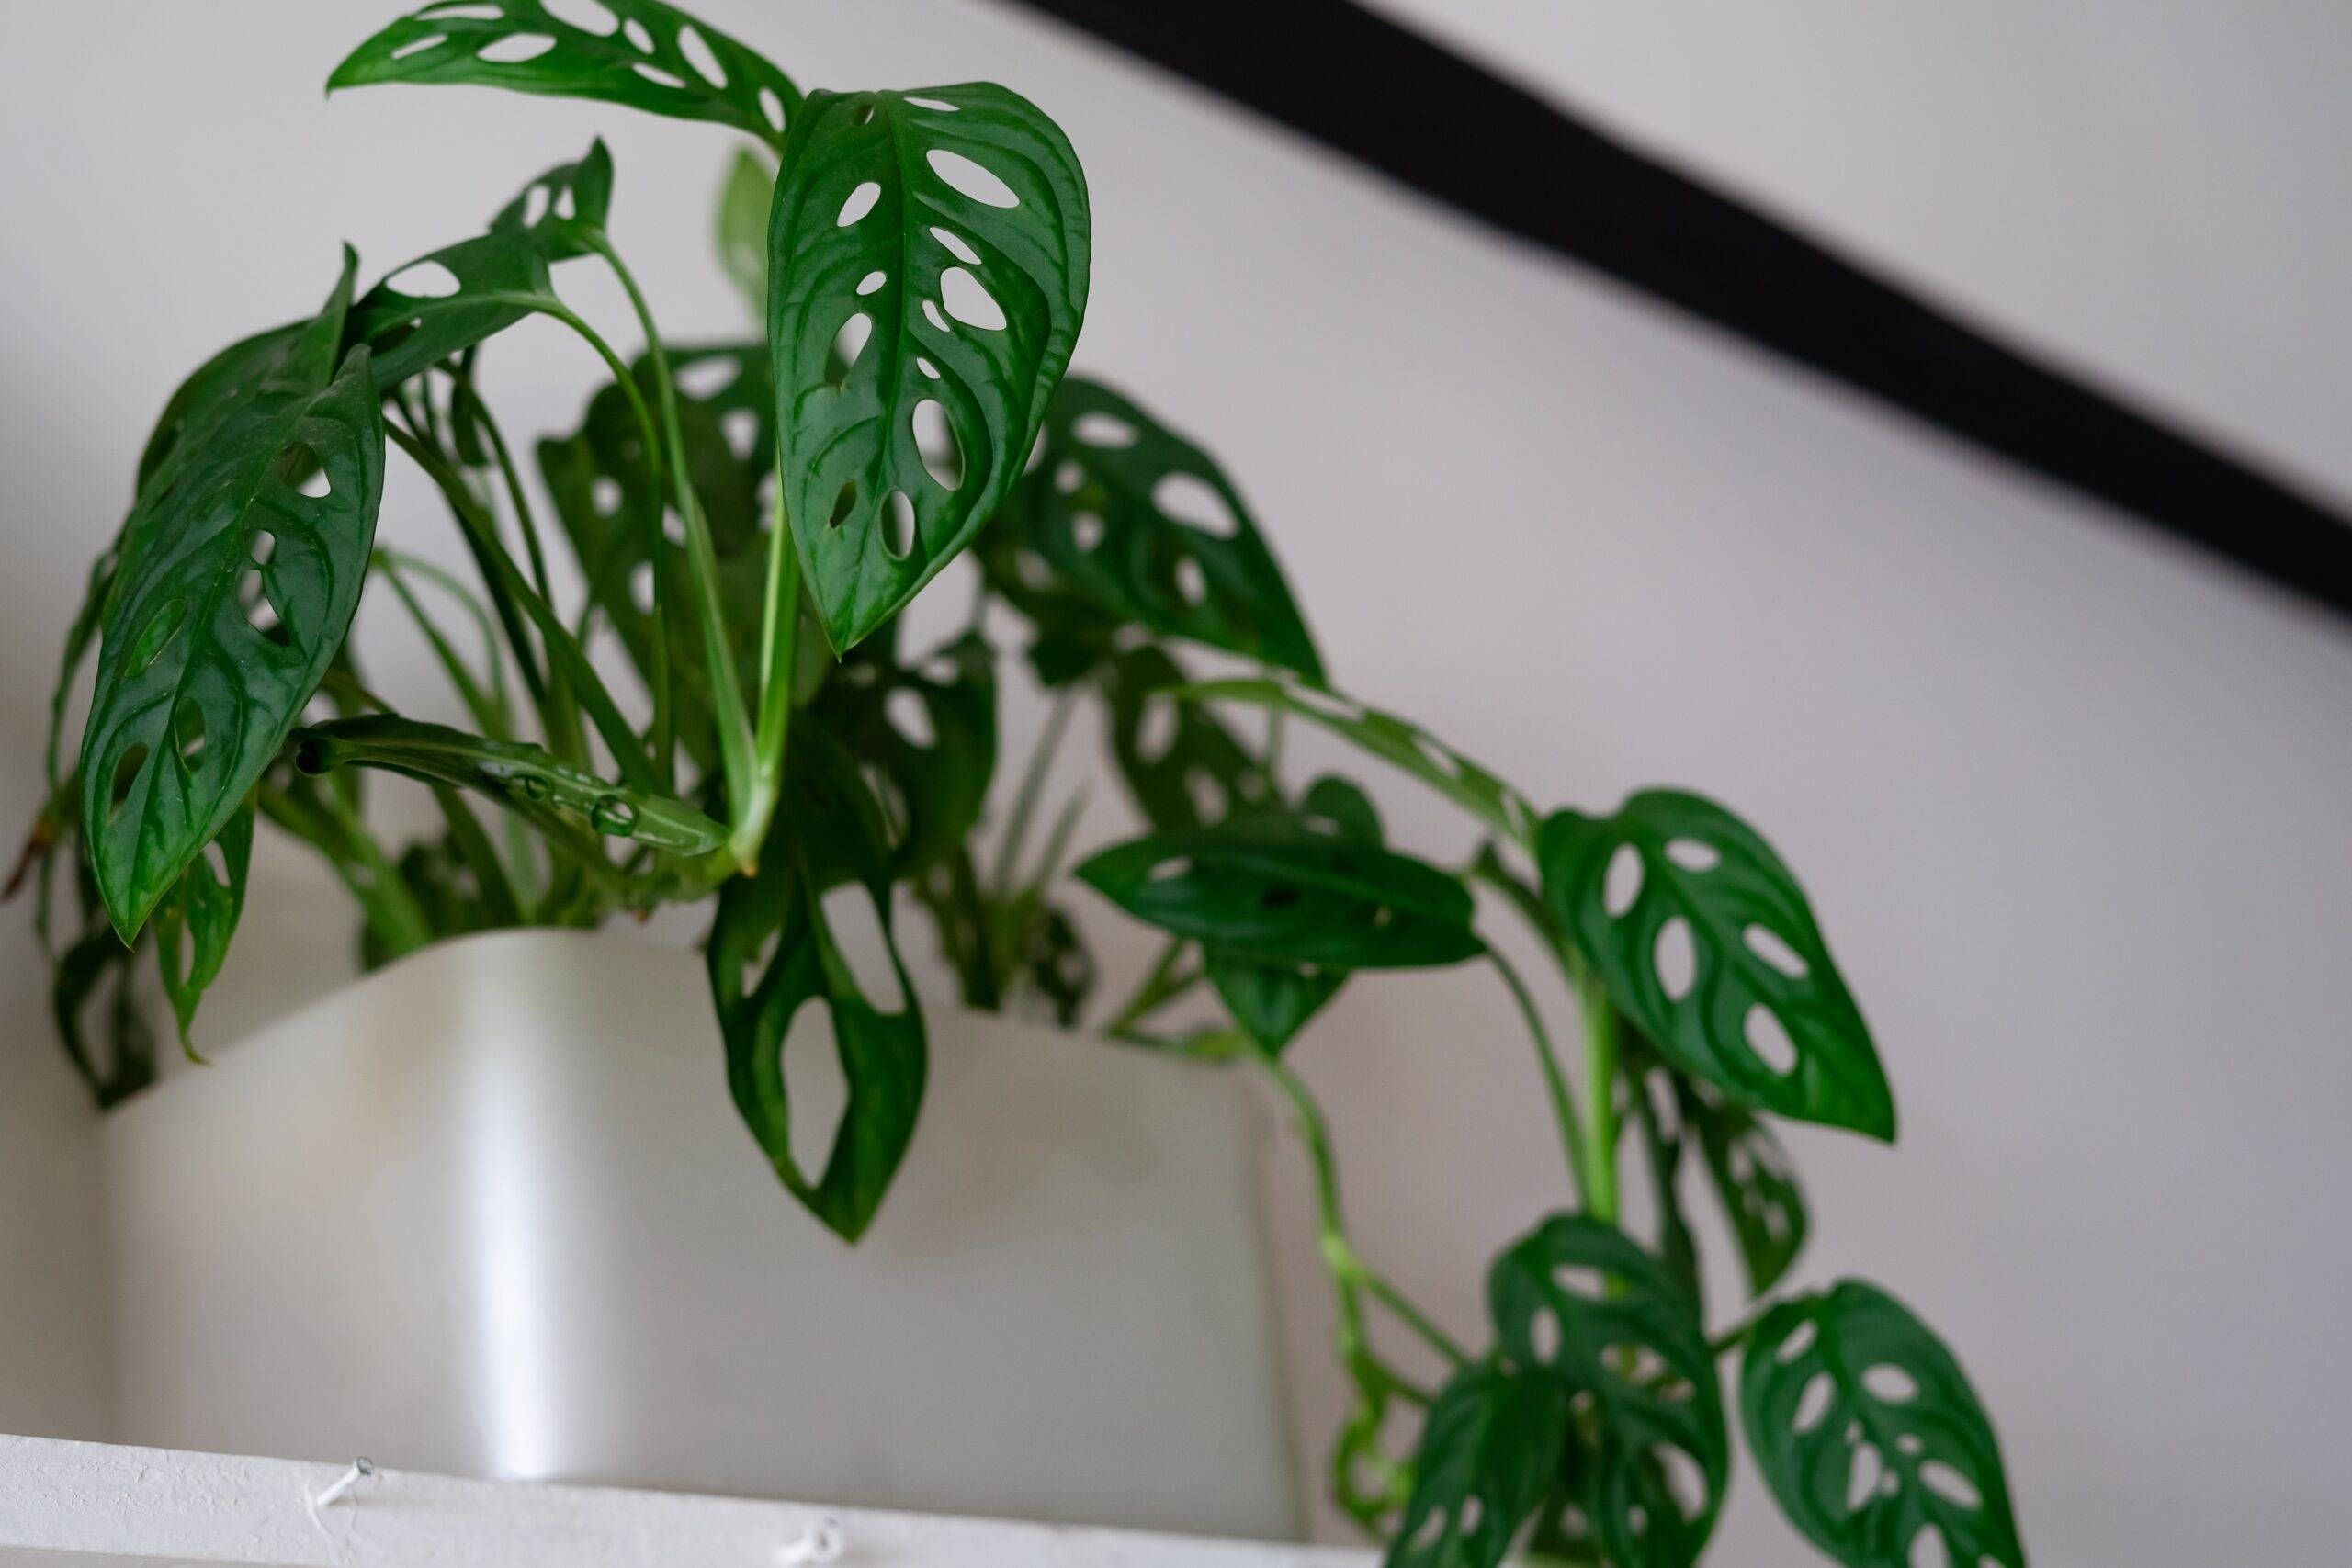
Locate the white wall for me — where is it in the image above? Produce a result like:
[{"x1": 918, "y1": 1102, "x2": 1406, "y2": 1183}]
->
[{"x1": 2, "y1": 3, "x2": 2347, "y2": 1562}]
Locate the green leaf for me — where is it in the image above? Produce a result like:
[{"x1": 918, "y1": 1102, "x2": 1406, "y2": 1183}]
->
[
  {"x1": 1680, "y1": 1077, "x2": 1808, "y2": 1297},
  {"x1": 999, "y1": 377, "x2": 1320, "y2": 679},
  {"x1": 717, "y1": 146, "x2": 776, "y2": 320},
  {"x1": 1488, "y1": 1215, "x2": 1729, "y2": 1568},
  {"x1": 53, "y1": 923, "x2": 157, "y2": 1111},
  {"x1": 707, "y1": 729, "x2": 926, "y2": 1240},
  {"x1": 1175, "y1": 678, "x2": 1541, "y2": 847},
  {"x1": 329, "y1": 0, "x2": 800, "y2": 152},
  {"x1": 137, "y1": 321, "x2": 310, "y2": 492},
  {"x1": 349, "y1": 142, "x2": 610, "y2": 388},
  {"x1": 292, "y1": 714, "x2": 725, "y2": 855},
  {"x1": 1741, "y1": 1280, "x2": 2024, "y2": 1568},
  {"x1": 1623, "y1": 1044, "x2": 1705, "y2": 1312},
  {"x1": 1538, "y1": 792, "x2": 1894, "y2": 1140},
  {"x1": 81, "y1": 254, "x2": 383, "y2": 942},
  {"x1": 1077, "y1": 827, "x2": 1483, "y2": 970},
  {"x1": 813, "y1": 627, "x2": 998, "y2": 878},
  {"x1": 1204, "y1": 952, "x2": 1340, "y2": 1054},
  {"x1": 1100, "y1": 645, "x2": 1276, "y2": 834},
  {"x1": 766, "y1": 83, "x2": 1090, "y2": 652},
  {"x1": 150, "y1": 799, "x2": 254, "y2": 1057},
  {"x1": 1385, "y1": 1364, "x2": 1570, "y2": 1568}
]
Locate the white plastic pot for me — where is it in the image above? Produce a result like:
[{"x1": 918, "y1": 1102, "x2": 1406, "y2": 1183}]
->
[{"x1": 99, "y1": 929, "x2": 1299, "y2": 1540}]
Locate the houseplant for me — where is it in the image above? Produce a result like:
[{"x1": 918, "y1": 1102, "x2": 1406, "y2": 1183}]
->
[{"x1": 9, "y1": 1, "x2": 2027, "y2": 1563}]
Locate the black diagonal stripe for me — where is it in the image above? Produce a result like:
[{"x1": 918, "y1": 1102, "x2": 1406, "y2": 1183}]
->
[{"x1": 990, "y1": 0, "x2": 2352, "y2": 623}]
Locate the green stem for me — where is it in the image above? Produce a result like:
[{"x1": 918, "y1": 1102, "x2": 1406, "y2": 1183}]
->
[
  {"x1": 1577, "y1": 962, "x2": 1623, "y2": 1224},
  {"x1": 1102, "y1": 936, "x2": 1197, "y2": 1035},
  {"x1": 1488, "y1": 944, "x2": 1588, "y2": 1200},
  {"x1": 740, "y1": 475, "x2": 805, "y2": 868},
  {"x1": 585, "y1": 242, "x2": 757, "y2": 848},
  {"x1": 991, "y1": 685, "x2": 1080, "y2": 898}
]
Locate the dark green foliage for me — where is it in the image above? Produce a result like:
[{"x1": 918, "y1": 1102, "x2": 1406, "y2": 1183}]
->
[{"x1": 1742, "y1": 1281, "x2": 2025, "y2": 1568}]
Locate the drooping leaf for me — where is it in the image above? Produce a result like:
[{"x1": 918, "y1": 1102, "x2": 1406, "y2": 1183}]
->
[
  {"x1": 53, "y1": 923, "x2": 157, "y2": 1111},
  {"x1": 1202, "y1": 774, "x2": 1380, "y2": 1051},
  {"x1": 150, "y1": 799, "x2": 254, "y2": 1056},
  {"x1": 81, "y1": 254, "x2": 383, "y2": 942},
  {"x1": 349, "y1": 142, "x2": 611, "y2": 388},
  {"x1": 999, "y1": 377, "x2": 1320, "y2": 679},
  {"x1": 329, "y1": 0, "x2": 800, "y2": 152},
  {"x1": 766, "y1": 82, "x2": 1090, "y2": 651},
  {"x1": 1741, "y1": 1280, "x2": 2024, "y2": 1568},
  {"x1": 1488, "y1": 1214, "x2": 1729, "y2": 1568},
  {"x1": 1679, "y1": 1077, "x2": 1808, "y2": 1297},
  {"x1": 1077, "y1": 827, "x2": 1482, "y2": 970},
  {"x1": 1385, "y1": 1364, "x2": 1570, "y2": 1568},
  {"x1": 717, "y1": 145, "x2": 776, "y2": 320},
  {"x1": 1101, "y1": 645, "x2": 1275, "y2": 834},
  {"x1": 292, "y1": 714, "x2": 725, "y2": 854},
  {"x1": 813, "y1": 626, "x2": 998, "y2": 879},
  {"x1": 707, "y1": 728, "x2": 926, "y2": 1240},
  {"x1": 1177, "y1": 678, "x2": 1541, "y2": 847},
  {"x1": 1537, "y1": 792, "x2": 1895, "y2": 1140}
]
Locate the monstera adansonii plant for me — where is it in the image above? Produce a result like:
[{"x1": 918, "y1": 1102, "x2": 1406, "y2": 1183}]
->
[{"x1": 8, "y1": 4, "x2": 2025, "y2": 1565}]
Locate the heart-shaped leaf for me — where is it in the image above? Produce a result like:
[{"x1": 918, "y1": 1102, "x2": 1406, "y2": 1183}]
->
[
  {"x1": 292, "y1": 715, "x2": 726, "y2": 855},
  {"x1": 999, "y1": 377, "x2": 1321, "y2": 679},
  {"x1": 329, "y1": 0, "x2": 800, "y2": 152},
  {"x1": 766, "y1": 83, "x2": 1090, "y2": 652},
  {"x1": 82, "y1": 254, "x2": 384, "y2": 941},
  {"x1": 1539, "y1": 792, "x2": 1894, "y2": 1140},
  {"x1": 150, "y1": 800, "x2": 254, "y2": 1056},
  {"x1": 1385, "y1": 1364, "x2": 1571, "y2": 1568},
  {"x1": 1488, "y1": 1215, "x2": 1729, "y2": 1568},
  {"x1": 1679, "y1": 1077, "x2": 1808, "y2": 1296},
  {"x1": 1177, "y1": 678, "x2": 1541, "y2": 847},
  {"x1": 1741, "y1": 1280, "x2": 2024, "y2": 1568},
  {"x1": 1101, "y1": 645, "x2": 1276, "y2": 834},
  {"x1": 1078, "y1": 827, "x2": 1482, "y2": 970},
  {"x1": 707, "y1": 728, "x2": 926, "y2": 1240}
]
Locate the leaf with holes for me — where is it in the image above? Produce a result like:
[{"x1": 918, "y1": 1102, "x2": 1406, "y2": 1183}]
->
[
  {"x1": 81, "y1": 254, "x2": 383, "y2": 942},
  {"x1": 1742, "y1": 1280, "x2": 2024, "y2": 1568},
  {"x1": 1488, "y1": 1214, "x2": 1728, "y2": 1568},
  {"x1": 767, "y1": 82, "x2": 1090, "y2": 652},
  {"x1": 293, "y1": 715, "x2": 727, "y2": 855},
  {"x1": 717, "y1": 146, "x2": 776, "y2": 320},
  {"x1": 349, "y1": 143, "x2": 609, "y2": 388},
  {"x1": 1385, "y1": 1364, "x2": 1570, "y2": 1568},
  {"x1": 1077, "y1": 828, "x2": 1482, "y2": 970},
  {"x1": 1102, "y1": 645, "x2": 1276, "y2": 834},
  {"x1": 813, "y1": 626, "x2": 998, "y2": 878},
  {"x1": 707, "y1": 728, "x2": 926, "y2": 1240},
  {"x1": 329, "y1": 0, "x2": 799, "y2": 151},
  {"x1": 150, "y1": 799, "x2": 254, "y2": 1056},
  {"x1": 1177, "y1": 678, "x2": 1541, "y2": 847},
  {"x1": 999, "y1": 377, "x2": 1321, "y2": 678},
  {"x1": 1679, "y1": 1077, "x2": 1808, "y2": 1296},
  {"x1": 1539, "y1": 792, "x2": 1894, "y2": 1140},
  {"x1": 1623, "y1": 1042, "x2": 1706, "y2": 1310},
  {"x1": 1202, "y1": 774, "x2": 1380, "y2": 1050}
]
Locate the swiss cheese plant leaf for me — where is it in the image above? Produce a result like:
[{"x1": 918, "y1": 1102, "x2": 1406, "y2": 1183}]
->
[
  {"x1": 1679, "y1": 1077, "x2": 1808, "y2": 1296},
  {"x1": 81, "y1": 254, "x2": 384, "y2": 942},
  {"x1": 137, "y1": 322, "x2": 309, "y2": 491},
  {"x1": 1077, "y1": 828, "x2": 1482, "y2": 970},
  {"x1": 350, "y1": 143, "x2": 610, "y2": 388},
  {"x1": 1741, "y1": 1280, "x2": 2024, "y2": 1568},
  {"x1": 292, "y1": 715, "x2": 725, "y2": 855},
  {"x1": 1101, "y1": 645, "x2": 1276, "y2": 834},
  {"x1": 1177, "y1": 678, "x2": 1541, "y2": 847},
  {"x1": 1538, "y1": 792, "x2": 1895, "y2": 1141},
  {"x1": 1489, "y1": 1216, "x2": 1728, "y2": 1568},
  {"x1": 1385, "y1": 1364, "x2": 1570, "y2": 1568},
  {"x1": 707, "y1": 729, "x2": 926, "y2": 1240},
  {"x1": 766, "y1": 82, "x2": 1090, "y2": 652},
  {"x1": 717, "y1": 146, "x2": 776, "y2": 320},
  {"x1": 813, "y1": 627, "x2": 998, "y2": 879},
  {"x1": 1000, "y1": 377, "x2": 1321, "y2": 678},
  {"x1": 150, "y1": 799, "x2": 254, "y2": 1057},
  {"x1": 329, "y1": 0, "x2": 800, "y2": 152},
  {"x1": 53, "y1": 923, "x2": 157, "y2": 1111}
]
